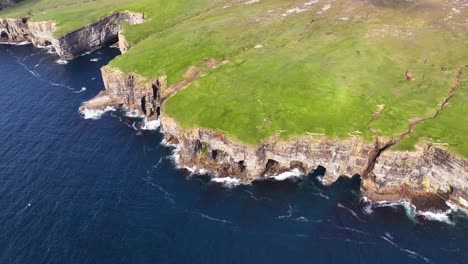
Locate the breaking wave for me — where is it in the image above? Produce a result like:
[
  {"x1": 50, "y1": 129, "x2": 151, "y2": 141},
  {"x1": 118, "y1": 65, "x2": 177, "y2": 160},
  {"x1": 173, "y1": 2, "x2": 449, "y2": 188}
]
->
[
  {"x1": 211, "y1": 177, "x2": 242, "y2": 188},
  {"x1": 55, "y1": 59, "x2": 68, "y2": 65},
  {"x1": 361, "y1": 197, "x2": 461, "y2": 225},
  {"x1": 141, "y1": 118, "x2": 160, "y2": 130},
  {"x1": 417, "y1": 210, "x2": 454, "y2": 225},
  {"x1": 269, "y1": 168, "x2": 303, "y2": 181},
  {"x1": 80, "y1": 106, "x2": 116, "y2": 120}
]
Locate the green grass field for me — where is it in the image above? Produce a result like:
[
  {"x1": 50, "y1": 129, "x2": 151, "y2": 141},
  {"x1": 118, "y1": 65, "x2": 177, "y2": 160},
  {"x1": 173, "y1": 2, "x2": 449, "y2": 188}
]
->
[{"x1": 1, "y1": 0, "x2": 467, "y2": 156}]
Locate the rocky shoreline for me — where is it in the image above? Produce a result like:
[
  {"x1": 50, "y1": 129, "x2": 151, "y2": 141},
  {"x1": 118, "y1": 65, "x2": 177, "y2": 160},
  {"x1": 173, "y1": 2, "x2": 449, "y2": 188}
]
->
[
  {"x1": 82, "y1": 66, "x2": 468, "y2": 213},
  {"x1": 1, "y1": 13, "x2": 467, "y2": 213}
]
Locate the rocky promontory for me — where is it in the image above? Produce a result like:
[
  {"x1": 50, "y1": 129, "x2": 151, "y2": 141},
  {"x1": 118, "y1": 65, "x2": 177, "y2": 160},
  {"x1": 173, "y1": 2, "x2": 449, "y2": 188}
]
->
[
  {"x1": 0, "y1": 11, "x2": 143, "y2": 59},
  {"x1": 81, "y1": 66, "x2": 468, "y2": 212}
]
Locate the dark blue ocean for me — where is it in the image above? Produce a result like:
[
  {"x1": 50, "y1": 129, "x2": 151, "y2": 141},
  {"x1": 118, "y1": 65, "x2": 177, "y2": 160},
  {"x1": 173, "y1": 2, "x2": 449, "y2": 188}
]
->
[{"x1": 0, "y1": 44, "x2": 466, "y2": 264}]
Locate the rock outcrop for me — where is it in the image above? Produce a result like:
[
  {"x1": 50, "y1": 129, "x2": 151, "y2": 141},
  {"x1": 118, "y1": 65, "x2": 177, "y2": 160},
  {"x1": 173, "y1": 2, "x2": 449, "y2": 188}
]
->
[
  {"x1": 85, "y1": 66, "x2": 468, "y2": 211},
  {"x1": 0, "y1": 11, "x2": 144, "y2": 59}
]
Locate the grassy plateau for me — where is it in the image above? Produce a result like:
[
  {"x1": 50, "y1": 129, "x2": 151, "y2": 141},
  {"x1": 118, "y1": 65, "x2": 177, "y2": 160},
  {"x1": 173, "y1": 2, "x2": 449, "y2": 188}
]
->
[{"x1": 1, "y1": 0, "x2": 467, "y2": 156}]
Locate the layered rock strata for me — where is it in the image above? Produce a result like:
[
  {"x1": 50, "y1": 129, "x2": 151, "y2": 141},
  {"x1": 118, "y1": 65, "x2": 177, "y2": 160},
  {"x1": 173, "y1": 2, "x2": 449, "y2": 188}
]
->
[
  {"x1": 0, "y1": 11, "x2": 144, "y2": 59},
  {"x1": 85, "y1": 67, "x2": 468, "y2": 211}
]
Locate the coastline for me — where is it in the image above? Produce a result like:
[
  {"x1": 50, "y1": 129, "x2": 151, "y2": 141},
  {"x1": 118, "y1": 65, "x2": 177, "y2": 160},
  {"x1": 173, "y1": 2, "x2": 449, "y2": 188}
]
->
[{"x1": 1, "y1": 13, "x2": 467, "y2": 213}]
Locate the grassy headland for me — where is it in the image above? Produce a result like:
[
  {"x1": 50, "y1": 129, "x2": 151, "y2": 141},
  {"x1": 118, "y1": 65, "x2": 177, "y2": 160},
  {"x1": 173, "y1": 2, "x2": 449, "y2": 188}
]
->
[{"x1": 1, "y1": 0, "x2": 467, "y2": 156}]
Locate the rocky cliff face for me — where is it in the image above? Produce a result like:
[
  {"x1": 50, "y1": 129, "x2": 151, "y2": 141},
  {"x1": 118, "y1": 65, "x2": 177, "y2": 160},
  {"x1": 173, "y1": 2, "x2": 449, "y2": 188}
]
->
[
  {"x1": 86, "y1": 67, "x2": 468, "y2": 211},
  {"x1": 96, "y1": 66, "x2": 166, "y2": 119},
  {"x1": 0, "y1": 11, "x2": 144, "y2": 59}
]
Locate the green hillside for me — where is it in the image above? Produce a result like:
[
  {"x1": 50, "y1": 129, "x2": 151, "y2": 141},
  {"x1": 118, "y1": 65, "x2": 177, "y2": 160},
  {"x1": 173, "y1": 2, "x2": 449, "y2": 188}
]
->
[{"x1": 1, "y1": 0, "x2": 467, "y2": 156}]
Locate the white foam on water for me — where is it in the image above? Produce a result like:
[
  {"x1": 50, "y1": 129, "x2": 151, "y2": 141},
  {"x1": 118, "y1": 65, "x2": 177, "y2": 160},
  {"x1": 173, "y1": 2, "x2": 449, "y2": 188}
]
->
[
  {"x1": 381, "y1": 234, "x2": 431, "y2": 263},
  {"x1": 131, "y1": 122, "x2": 139, "y2": 131},
  {"x1": 80, "y1": 106, "x2": 116, "y2": 120},
  {"x1": 55, "y1": 59, "x2": 68, "y2": 65},
  {"x1": 80, "y1": 51, "x2": 92, "y2": 56},
  {"x1": 417, "y1": 210, "x2": 454, "y2": 225},
  {"x1": 371, "y1": 200, "x2": 417, "y2": 222},
  {"x1": 73, "y1": 87, "x2": 87, "y2": 93},
  {"x1": 153, "y1": 158, "x2": 163, "y2": 169},
  {"x1": 277, "y1": 204, "x2": 294, "y2": 219},
  {"x1": 311, "y1": 190, "x2": 330, "y2": 200},
  {"x1": 198, "y1": 168, "x2": 210, "y2": 175},
  {"x1": 141, "y1": 119, "x2": 160, "y2": 130},
  {"x1": 366, "y1": 199, "x2": 458, "y2": 225},
  {"x1": 49, "y1": 81, "x2": 74, "y2": 90},
  {"x1": 168, "y1": 145, "x2": 182, "y2": 165},
  {"x1": 0, "y1": 41, "x2": 31, "y2": 46},
  {"x1": 361, "y1": 197, "x2": 373, "y2": 215},
  {"x1": 125, "y1": 109, "x2": 143, "y2": 118},
  {"x1": 295, "y1": 216, "x2": 322, "y2": 223},
  {"x1": 211, "y1": 177, "x2": 242, "y2": 188},
  {"x1": 198, "y1": 213, "x2": 231, "y2": 224},
  {"x1": 141, "y1": 175, "x2": 175, "y2": 204},
  {"x1": 269, "y1": 168, "x2": 302, "y2": 181}
]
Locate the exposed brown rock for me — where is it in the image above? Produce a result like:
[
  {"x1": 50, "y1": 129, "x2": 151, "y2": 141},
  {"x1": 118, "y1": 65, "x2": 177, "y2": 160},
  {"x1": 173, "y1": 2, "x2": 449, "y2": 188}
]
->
[{"x1": 80, "y1": 49, "x2": 468, "y2": 213}]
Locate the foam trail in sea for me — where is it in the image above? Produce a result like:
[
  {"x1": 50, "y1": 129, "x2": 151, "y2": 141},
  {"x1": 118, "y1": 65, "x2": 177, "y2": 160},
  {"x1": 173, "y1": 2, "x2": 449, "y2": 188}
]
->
[
  {"x1": 49, "y1": 81, "x2": 74, "y2": 90},
  {"x1": 131, "y1": 122, "x2": 139, "y2": 131},
  {"x1": 294, "y1": 216, "x2": 322, "y2": 223},
  {"x1": 73, "y1": 87, "x2": 87, "y2": 93},
  {"x1": 141, "y1": 176, "x2": 175, "y2": 204},
  {"x1": 197, "y1": 212, "x2": 232, "y2": 224},
  {"x1": 337, "y1": 203, "x2": 366, "y2": 222},
  {"x1": 153, "y1": 158, "x2": 163, "y2": 169},
  {"x1": 244, "y1": 190, "x2": 271, "y2": 201},
  {"x1": 381, "y1": 233, "x2": 432, "y2": 263},
  {"x1": 6, "y1": 49, "x2": 82, "y2": 93},
  {"x1": 35, "y1": 54, "x2": 55, "y2": 66},
  {"x1": 277, "y1": 204, "x2": 294, "y2": 219}
]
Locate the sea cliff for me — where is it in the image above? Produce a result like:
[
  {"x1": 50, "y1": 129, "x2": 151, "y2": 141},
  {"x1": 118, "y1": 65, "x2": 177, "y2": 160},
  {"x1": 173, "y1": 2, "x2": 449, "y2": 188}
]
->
[
  {"x1": 82, "y1": 67, "x2": 468, "y2": 212},
  {"x1": 1, "y1": 5, "x2": 466, "y2": 212},
  {"x1": 0, "y1": 11, "x2": 143, "y2": 59}
]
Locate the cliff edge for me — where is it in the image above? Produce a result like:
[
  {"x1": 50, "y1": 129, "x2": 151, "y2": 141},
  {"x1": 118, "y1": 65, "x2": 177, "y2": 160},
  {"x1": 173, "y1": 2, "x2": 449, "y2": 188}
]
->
[{"x1": 81, "y1": 67, "x2": 468, "y2": 212}]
